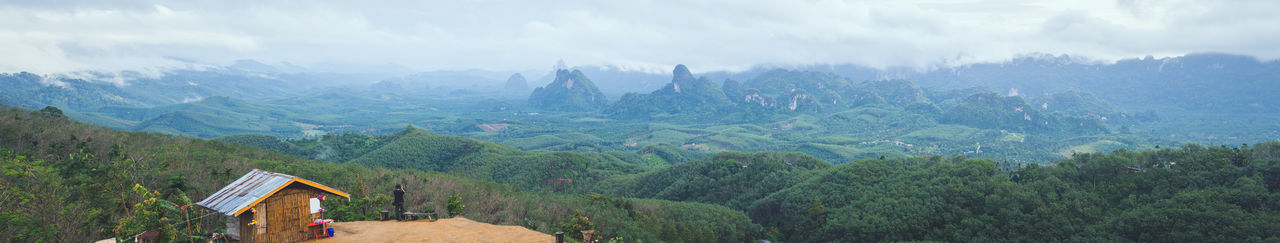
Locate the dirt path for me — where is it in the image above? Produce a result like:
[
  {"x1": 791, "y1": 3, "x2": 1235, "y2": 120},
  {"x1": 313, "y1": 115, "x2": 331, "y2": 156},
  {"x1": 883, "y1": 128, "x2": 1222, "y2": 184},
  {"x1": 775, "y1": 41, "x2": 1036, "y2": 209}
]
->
[{"x1": 310, "y1": 217, "x2": 552, "y2": 243}]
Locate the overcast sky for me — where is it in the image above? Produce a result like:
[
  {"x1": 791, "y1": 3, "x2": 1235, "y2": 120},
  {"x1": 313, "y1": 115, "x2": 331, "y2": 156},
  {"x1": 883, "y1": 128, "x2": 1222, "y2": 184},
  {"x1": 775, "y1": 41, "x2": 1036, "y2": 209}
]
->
[{"x1": 2, "y1": 0, "x2": 1278, "y2": 74}]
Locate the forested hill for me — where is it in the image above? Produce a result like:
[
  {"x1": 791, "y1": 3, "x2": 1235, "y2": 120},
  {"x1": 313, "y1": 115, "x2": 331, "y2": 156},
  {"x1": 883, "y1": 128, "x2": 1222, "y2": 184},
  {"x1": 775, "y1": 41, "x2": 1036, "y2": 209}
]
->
[
  {"x1": 596, "y1": 142, "x2": 1280, "y2": 242},
  {"x1": 751, "y1": 147, "x2": 1280, "y2": 242},
  {"x1": 4, "y1": 103, "x2": 1280, "y2": 242},
  {"x1": 0, "y1": 105, "x2": 760, "y2": 242},
  {"x1": 590, "y1": 151, "x2": 831, "y2": 210}
]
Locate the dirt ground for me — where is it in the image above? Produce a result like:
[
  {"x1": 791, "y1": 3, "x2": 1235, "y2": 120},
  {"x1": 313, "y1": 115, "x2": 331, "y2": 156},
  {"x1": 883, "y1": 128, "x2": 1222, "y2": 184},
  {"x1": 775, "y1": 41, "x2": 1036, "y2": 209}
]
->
[{"x1": 310, "y1": 217, "x2": 552, "y2": 243}]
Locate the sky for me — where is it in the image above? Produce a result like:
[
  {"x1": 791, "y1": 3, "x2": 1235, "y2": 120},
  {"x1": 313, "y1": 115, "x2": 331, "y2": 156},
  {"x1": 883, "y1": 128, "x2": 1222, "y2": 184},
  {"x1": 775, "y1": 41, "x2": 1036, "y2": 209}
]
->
[{"x1": 1, "y1": 0, "x2": 1278, "y2": 74}]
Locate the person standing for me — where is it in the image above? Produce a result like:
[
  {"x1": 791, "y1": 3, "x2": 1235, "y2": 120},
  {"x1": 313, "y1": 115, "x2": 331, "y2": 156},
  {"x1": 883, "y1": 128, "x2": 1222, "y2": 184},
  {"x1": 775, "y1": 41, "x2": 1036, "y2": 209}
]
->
[{"x1": 393, "y1": 184, "x2": 406, "y2": 221}]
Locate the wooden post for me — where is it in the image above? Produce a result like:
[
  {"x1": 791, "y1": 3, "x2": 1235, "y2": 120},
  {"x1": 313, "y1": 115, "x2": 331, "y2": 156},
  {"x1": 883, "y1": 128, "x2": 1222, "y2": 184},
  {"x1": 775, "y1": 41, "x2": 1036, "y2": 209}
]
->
[
  {"x1": 581, "y1": 230, "x2": 594, "y2": 242},
  {"x1": 555, "y1": 232, "x2": 564, "y2": 243},
  {"x1": 183, "y1": 204, "x2": 193, "y2": 243}
]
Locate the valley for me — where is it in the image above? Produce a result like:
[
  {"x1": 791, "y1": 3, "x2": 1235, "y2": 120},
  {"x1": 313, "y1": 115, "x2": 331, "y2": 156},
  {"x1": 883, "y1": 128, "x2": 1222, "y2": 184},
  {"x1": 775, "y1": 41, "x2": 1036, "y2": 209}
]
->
[
  {"x1": 6, "y1": 54, "x2": 1279, "y2": 165},
  {"x1": 3, "y1": 54, "x2": 1279, "y2": 242}
]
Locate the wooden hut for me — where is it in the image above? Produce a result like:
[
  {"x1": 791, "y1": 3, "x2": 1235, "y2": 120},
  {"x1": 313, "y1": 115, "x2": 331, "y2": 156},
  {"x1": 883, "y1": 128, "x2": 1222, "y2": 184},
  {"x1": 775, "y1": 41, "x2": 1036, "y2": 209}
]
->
[{"x1": 197, "y1": 169, "x2": 350, "y2": 242}]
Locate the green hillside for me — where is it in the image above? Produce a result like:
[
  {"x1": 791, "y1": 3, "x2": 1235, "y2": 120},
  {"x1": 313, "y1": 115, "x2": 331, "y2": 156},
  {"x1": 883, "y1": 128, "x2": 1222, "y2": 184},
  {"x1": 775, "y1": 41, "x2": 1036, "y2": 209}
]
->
[
  {"x1": 855, "y1": 79, "x2": 931, "y2": 107},
  {"x1": 588, "y1": 129, "x2": 1280, "y2": 242},
  {"x1": 591, "y1": 151, "x2": 830, "y2": 210},
  {"x1": 1031, "y1": 90, "x2": 1121, "y2": 116},
  {"x1": 5, "y1": 103, "x2": 1280, "y2": 242},
  {"x1": 225, "y1": 126, "x2": 647, "y2": 192},
  {"x1": 0, "y1": 105, "x2": 759, "y2": 242},
  {"x1": 749, "y1": 147, "x2": 1280, "y2": 242},
  {"x1": 941, "y1": 92, "x2": 1049, "y2": 131},
  {"x1": 744, "y1": 69, "x2": 851, "y2": 104}
]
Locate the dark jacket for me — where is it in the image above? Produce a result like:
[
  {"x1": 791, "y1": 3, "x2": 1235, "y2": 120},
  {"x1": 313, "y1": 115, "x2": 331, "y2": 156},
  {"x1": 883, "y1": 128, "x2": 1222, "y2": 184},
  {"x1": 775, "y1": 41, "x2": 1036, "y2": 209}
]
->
[{"x1": 393, "y1": 189, "x2": 405, "y2": 205}]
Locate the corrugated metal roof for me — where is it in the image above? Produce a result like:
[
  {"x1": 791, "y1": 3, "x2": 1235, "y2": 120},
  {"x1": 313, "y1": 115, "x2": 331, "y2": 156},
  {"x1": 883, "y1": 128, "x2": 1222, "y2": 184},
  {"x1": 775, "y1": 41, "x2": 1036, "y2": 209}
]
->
[{"x1": 196, "y1": 169, "x2": 349, "y2": 216}]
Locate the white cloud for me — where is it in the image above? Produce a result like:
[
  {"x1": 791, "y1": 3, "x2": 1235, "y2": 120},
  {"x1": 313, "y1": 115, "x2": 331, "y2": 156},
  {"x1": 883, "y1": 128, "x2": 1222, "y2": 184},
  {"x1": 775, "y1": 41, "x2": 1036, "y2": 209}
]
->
[{"x1": 0, "y1": 0, "x2": 1277, "y2": 75}]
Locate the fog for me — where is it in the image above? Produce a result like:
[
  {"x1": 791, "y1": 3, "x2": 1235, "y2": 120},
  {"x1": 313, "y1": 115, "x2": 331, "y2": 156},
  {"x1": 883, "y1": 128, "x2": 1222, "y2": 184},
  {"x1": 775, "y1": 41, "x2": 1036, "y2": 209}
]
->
[{"x1": 2, "y1": 0, "x2": 1278, "y2": 74}]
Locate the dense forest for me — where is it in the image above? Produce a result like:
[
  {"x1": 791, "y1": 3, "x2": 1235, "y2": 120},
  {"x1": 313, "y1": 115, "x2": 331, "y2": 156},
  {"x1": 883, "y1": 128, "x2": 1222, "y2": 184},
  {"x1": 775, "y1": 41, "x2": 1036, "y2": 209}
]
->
[
  {"x1": 590, "y1": 143, "x2": 1280, "y2": 241},
  {"x1": 751, "y1": 148, "x2": 1280, "y2": 242},
  {"x1": 6, "y1": 104, "x2": 1277, "y2": 242}
]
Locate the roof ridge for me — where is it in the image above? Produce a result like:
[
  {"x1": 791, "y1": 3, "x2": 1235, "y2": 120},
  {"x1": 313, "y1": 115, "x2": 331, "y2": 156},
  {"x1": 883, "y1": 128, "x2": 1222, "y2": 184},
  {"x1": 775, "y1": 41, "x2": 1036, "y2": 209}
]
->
[{"x1": 196, "y1": 169, "x2": 348, "y2": 216}]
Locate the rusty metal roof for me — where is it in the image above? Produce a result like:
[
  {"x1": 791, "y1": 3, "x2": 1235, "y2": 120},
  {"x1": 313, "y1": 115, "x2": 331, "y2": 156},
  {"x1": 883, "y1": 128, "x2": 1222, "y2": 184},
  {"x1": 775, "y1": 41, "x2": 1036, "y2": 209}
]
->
[{"x1": 196, "y1": 169, "x2": 350, "y2": 216}]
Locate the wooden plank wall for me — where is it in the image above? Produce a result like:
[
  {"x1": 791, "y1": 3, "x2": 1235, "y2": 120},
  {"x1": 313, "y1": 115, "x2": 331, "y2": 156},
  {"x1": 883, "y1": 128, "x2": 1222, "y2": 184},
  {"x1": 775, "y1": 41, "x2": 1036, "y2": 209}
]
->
[
  {"x1": 239, "y1": 213, "x2": 253, "y2": 243},
  {"x1": 253, "y1": 203, "x2": 266, "y2": 241},
  {"x1": 263, "y1": 187, "x2": 316, "y2": 242}
]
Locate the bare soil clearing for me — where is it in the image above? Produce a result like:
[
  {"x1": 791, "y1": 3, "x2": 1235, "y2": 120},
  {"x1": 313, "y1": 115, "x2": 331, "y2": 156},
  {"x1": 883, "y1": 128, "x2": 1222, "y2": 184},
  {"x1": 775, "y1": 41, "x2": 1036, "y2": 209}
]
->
[{"x1": 310, "y1": 217, "x2": 552, "y2": 243}]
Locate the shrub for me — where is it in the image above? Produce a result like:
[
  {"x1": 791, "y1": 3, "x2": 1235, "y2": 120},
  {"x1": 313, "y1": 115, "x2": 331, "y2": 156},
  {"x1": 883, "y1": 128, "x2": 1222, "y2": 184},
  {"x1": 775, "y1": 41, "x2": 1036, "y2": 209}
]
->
[{"x1": 446, "y1": 193, "x2": 466, "y2": 217}]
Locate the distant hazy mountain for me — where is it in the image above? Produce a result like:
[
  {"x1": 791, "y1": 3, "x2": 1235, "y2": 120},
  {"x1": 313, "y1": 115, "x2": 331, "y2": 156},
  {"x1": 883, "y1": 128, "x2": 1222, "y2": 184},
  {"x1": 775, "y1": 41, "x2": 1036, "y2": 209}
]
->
[
  {"x1": 0, "y1": 72, "x2": 154, "y2": 110},
  {"x1": 1029, "y1": 90, "x2": 1119, "y2": 117},
  {"x1": 0, "y1": 68, "x2": 345, "y2": 110},
  {"x1": 941, "y1": 92, "x2": 1050, "y2": 131},
  {"x1": 504, "y1": 73, "x2": 528, "y2": 91},
  {"x1": 376, "y1": 70, "x2": 510, "y2": 93},
  {"x1": 693, "y1": 53, "x2": 1279, "y2": 113},
  {"x1": 128, "y1": 96, "x2": 310, "y2": 138},
  {"x1": 853, "y1": 80, "x2": 931, "y2": 107},
  {"x1": 533, "y1": 65, "x2": 670, "y2": 96},
  {"x1": 901, "y1": 53, "x2": 1280, "y2": 113},
  {"x1": 528, "y1": 69, "x2": 609, "y2": 111},
  {"x1": 3, "y1": 53, "x2": 1273, "y2": 148},
  {"x1": 608, "y1": 64, "x2": 733, "y2": 118},
  {"x1": 738, "y1": 69, "x2": 852, "y2": 112}
]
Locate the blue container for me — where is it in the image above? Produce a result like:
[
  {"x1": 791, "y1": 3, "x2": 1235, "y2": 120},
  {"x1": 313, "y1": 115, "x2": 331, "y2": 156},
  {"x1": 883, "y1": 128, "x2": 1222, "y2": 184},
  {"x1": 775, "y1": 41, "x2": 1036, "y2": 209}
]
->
[{"x1": 327, "y1": 228, "x2": 335, "y2": 237}]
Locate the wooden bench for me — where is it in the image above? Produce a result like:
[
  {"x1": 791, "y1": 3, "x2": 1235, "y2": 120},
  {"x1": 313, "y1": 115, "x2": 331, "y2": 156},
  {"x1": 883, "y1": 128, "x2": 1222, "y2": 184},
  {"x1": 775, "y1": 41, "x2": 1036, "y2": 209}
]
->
[{"x1": 403, "y1": 212, "x2": 437, "y2": 221}]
